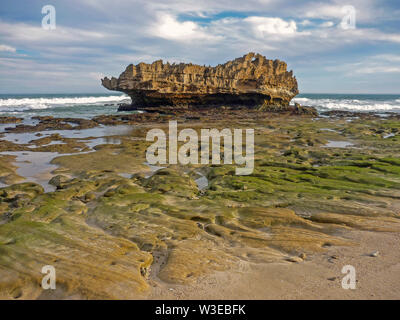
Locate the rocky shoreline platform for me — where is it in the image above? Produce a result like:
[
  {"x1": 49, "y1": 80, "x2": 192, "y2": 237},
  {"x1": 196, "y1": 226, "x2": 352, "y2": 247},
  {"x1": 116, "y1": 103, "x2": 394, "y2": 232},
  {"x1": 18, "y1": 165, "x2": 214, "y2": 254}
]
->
[{"x1": 0, "y1": 109, "x2": 400, "y2": 299}]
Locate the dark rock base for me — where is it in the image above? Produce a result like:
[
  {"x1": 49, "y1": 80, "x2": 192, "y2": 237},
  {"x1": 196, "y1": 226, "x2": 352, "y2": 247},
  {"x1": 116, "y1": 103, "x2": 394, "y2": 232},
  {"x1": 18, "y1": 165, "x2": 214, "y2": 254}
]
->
[
  {"x1": 118, "y1": 92, "x2": 288, "y2": 111},
  {"x1": 117, "y1": 93, "x2": 317, "y2": 116}
]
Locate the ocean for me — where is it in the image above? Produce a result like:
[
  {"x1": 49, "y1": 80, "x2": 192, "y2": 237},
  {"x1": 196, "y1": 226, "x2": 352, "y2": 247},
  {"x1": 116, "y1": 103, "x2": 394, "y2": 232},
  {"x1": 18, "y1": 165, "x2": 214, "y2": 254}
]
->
[
  {"x1": 0, "y1": 93, "x2": 131, "y2": 119},
  {"x1": 0, "y1": 93, "x2": 400, "y2": 119}
]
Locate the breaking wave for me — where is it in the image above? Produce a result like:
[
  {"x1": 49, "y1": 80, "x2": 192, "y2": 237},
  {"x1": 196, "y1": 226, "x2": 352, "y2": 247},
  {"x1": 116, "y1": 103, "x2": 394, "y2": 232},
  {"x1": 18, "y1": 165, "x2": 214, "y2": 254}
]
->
[
  {"x1": 292, "y1": 96, "x2": 400, "y2": 112},
  {"x1": 0, "y1": 95, "x2": 130, "y2": 112}
]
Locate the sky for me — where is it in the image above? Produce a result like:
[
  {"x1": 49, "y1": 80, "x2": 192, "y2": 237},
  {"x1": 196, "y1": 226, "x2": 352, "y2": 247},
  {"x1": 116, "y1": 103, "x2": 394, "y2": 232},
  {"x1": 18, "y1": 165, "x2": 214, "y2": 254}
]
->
[{"x1": 0, "y1": 0, "x2": 399, "y2": 94}]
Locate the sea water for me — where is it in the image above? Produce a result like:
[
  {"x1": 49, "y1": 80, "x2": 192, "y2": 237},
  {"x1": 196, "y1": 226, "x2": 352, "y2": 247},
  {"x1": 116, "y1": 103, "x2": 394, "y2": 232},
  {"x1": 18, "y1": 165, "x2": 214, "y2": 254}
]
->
[
  {"x1": 0, "y1": 93, "x2": 131, "y2": 119},
  {"x1": 1, "y1": 93, "x2": 400, "y2": 120}
]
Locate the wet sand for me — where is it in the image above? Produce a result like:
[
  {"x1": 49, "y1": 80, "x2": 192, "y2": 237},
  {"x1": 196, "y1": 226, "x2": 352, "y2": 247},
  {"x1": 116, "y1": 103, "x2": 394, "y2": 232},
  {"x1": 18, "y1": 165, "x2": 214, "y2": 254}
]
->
[{"x1": 149, "y1": 229, "x2": 400, "y2": 300}]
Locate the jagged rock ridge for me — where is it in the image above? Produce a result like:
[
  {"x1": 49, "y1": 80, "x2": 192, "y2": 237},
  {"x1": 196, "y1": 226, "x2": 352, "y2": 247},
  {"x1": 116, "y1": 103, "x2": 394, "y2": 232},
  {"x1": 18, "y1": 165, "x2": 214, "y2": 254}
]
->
[{"x1": 102, "y1": 53, "x2": 299, "y2": 111}]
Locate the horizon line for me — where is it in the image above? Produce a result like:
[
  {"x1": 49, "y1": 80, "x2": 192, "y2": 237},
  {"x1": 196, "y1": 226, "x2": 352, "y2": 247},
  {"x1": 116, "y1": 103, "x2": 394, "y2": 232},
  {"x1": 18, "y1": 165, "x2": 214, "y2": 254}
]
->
[{"x1": 0, "y1": 92, "x2": 399, "y2": 96}]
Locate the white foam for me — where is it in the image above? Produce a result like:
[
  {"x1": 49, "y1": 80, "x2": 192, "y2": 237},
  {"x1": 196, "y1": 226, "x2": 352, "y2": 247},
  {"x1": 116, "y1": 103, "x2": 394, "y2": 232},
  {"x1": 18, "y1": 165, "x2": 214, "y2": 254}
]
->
[
  {"x1": 0, "y1": 95, "x2": 129, "y2": 111},
  {"x1": 292, "y1": 97, "x2": 400, "y2": 112},
  {"x1": 292, "y1": 97, "x2": 310, "y2": 103}
]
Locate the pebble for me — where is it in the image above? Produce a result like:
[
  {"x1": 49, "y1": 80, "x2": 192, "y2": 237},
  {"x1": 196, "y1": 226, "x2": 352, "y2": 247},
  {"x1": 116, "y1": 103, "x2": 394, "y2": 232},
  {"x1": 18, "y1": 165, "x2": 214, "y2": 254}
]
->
[
  {"x1": 299, "y1": 253, "x2": 307, "y2": 260},
  {"x1": 286, "y1": 256, "x2": 303, "y2": 263},
  {"x1": 370, "y1": 251, "x2": 379, "y2": 257},
  {"x1": 327, "y1": 255, "x2": 338, "y2": 263}
]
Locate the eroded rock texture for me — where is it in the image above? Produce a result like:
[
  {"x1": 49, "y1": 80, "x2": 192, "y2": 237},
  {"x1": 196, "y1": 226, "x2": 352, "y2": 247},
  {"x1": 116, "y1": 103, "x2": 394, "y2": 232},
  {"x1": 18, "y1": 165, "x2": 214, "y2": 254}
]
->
[
  {"x1": 1, "y1": 114, "x2": 400, "y2": 299},
  {"x1": 102, "y1": 53, "x2": 299, "y2": 111}
]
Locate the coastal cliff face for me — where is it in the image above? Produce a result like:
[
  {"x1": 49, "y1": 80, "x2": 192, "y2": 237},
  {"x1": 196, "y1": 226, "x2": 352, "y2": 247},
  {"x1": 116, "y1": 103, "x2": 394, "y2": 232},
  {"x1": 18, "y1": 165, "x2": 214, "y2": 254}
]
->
[{"x1": 102, "y1": 53, "x2": 299, "y2": 111}]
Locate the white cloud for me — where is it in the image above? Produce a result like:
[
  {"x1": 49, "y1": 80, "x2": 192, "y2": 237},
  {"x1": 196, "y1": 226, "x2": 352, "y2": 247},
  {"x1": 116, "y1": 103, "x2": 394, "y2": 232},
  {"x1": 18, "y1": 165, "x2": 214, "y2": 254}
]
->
[
  {"x1": 354, "y1": 54, "x2": 400, "y2": 74},
  {"x1": 0, "y1": 44, "x2": 16, "y2": 52},
  {"x1": 300, "y1": 19, "x2": 313, "y2": 26},
  {"x1": 244, "y1": 17, "x2": 297, "y2": 36},
  {"x1": 304, "y1": 4, "x2": 344, "y2": 19},
  {"x1": 89, "y1": 72, "x2": 106, "y2": 80},
  {"x1": 320, "y1": 21, "x2": 335, "y2": 28},
  {"x1": 151, "y1": 14, "x2": 219, "y2": 41},
  {"x1": 325, "y1": 54, "x2": 400, "y2": 75},
  {"x1": 298, "y1": 0, "x2": 392, "y2": 24},
  {"x1": 143, "y1": 0, "x2": 278, "y2": 17},
  {"x1": 373, "y1": 54, "x2": 400, "y2": 62},
  {"x1": 336, "y1": 28, "x2": 400, "y2": 44},
  {"x1": 356, "y1": 66, "x2": 400, "y2": 74},
  {"x1": 380, "y1": 33, "x2": 400, "y2": 43},
  {"x1": 0, "y1": 22, "x2": 107, "y2": 45}
]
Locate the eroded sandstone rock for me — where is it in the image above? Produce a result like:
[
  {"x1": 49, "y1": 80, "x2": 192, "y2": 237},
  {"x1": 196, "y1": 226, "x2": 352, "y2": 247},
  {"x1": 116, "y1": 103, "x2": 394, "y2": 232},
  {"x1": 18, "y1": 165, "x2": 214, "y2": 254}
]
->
[{"x1": 102, "y1": 53, "x2": 299, "y2": 111}]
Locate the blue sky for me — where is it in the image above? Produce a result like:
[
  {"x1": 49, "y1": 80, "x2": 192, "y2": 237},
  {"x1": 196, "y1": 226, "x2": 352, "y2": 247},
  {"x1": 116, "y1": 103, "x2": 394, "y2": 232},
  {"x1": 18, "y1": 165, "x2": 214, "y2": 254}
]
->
[{"x1": 0, "y1": 0, "x2": 399, "y2": 94}]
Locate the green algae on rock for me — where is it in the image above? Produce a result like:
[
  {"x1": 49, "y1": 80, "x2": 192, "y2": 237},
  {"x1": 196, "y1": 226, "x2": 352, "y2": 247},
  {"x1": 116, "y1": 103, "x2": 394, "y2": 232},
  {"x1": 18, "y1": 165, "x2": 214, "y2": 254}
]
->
[{"x1": 1, "y1": 113, "x2": 400, "y2": 299}]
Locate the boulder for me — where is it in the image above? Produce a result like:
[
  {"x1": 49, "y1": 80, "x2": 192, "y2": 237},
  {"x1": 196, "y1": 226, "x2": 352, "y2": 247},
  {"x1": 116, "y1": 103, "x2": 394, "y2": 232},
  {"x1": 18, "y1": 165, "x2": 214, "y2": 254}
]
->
[{"x1": 102, "y1": 52, "x2": 299, "y2": 111}]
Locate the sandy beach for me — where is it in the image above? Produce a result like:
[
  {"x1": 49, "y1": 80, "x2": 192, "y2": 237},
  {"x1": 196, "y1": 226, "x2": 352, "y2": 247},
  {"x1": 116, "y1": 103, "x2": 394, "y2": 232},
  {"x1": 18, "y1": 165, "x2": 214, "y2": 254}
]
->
[{"x1": 149, "y1": 229, "x2": 400, "y2": 300}]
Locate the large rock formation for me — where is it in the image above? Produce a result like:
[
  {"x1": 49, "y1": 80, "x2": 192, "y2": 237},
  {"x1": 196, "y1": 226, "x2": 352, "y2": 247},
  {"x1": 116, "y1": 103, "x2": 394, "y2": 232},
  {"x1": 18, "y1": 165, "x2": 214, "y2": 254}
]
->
[{"x1": 102, "y1": 52, "x2": 299, "y2": 111}]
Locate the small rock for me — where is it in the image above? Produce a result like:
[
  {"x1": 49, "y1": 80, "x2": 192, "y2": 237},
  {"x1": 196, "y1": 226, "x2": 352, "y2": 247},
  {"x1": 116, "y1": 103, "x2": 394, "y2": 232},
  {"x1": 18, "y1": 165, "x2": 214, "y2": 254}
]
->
[
  {"x1": 370, "y1": 251, "x2": 379, "y2": 257},
  {"x1": 4, "y1": 238, "x2": 16, "y2": 245},
  {"x1": 328, "y1": 255, "x2": 338, "y2": 263},
  {"x1": 84, "y1": 191, "x2": 96, "y2": 202},
  {"x1": 285, "y1": 256, "x2": 303, "y2": 263},
  {"x1": 49, "y1": 175, "x2": 69, "y2": 188},
  {"x1": 299, "y1": 253, "x2": 307, "y2": 260},
  {"x1": 103, "y1": 190, "x2": 116, "y2": 197},
  {"x1": 196, "y1": 222, "x2": 204, "y2": 230},
  {"x1": 327, "y1": 277, "x2": 337, "y2": 281},
  {"x1": 11, "y1": 287, "x2": 23, "y2": 299}
]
